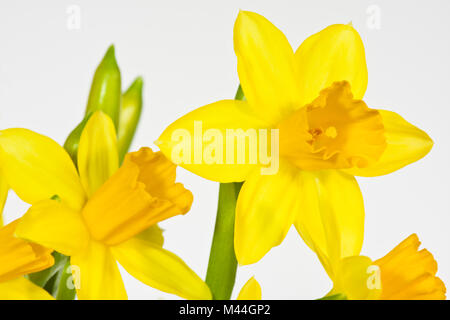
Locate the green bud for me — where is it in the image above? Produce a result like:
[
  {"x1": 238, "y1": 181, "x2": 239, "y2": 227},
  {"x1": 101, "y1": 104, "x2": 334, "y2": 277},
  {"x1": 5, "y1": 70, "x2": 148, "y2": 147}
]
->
[
  {"x1": 118, "y1": 77, "x2": 143, "y2": 163},
  {"x1": 85, "y1": 45, "x2": 121, "y2": 128},
  {"x1": 63, "y1": 113, "x2": 92, "y2": 166},
  {"x1": 64, "y1": 45, "x2": 121, "y2": 165}
]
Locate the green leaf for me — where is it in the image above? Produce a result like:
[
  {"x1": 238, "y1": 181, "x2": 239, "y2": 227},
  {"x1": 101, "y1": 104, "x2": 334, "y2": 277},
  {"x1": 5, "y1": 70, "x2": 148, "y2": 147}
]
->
[
  {"x1": 26, "y1": 252, "x2": 66, "y2": 289},
  {"x1": 53, "y1": 259, "x2": 77, "y2": 300}
]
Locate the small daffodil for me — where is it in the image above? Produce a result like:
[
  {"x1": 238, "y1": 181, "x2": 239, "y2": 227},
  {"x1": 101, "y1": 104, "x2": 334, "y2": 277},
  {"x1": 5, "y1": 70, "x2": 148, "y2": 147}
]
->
[
  {"x1": 0, "y1": 111, "x2": 211, "y2": 300},
  {"x1": 325, "y1": 234, "x2": 446, "y2": 300}
]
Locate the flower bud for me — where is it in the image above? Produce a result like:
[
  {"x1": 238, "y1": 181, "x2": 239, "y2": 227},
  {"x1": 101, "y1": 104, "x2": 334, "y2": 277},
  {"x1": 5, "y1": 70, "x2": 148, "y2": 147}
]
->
[{"x1": 118, "y1": 77, "x2": 143, "y2": 163}]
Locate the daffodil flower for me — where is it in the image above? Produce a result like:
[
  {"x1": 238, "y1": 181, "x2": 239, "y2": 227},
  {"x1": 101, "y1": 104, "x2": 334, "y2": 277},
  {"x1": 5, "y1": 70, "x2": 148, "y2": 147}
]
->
[
  {"x1": 157, "y1": 11, "x2": 433, "y2": 265},
  {"x1": 0, "y1": 111, "x2": 211, "y2": 300},
  {"x1": 323, "y1": 234, "x2": 446, "y2": 300},
  {"x1": 297, "y1": 184, "x2": 445, "y2": 300},
  {"x1": 0, "y1": 220, "x2": 54, "y2": 300},
  {"x1": 236, "y1": 277, "x2": 261, "y2": 300}
]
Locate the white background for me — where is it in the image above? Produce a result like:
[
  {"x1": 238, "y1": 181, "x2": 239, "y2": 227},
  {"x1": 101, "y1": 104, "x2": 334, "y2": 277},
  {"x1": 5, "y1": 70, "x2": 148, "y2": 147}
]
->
[{"x1": 0, "y1": 0, "x2": 449, "y2": 299}]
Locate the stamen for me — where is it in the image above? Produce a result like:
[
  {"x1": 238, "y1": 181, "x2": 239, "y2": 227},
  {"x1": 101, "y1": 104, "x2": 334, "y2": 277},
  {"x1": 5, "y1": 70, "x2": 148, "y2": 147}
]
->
[{"x1": 325, "y1": 126, "x2": 337, "y2": 138}]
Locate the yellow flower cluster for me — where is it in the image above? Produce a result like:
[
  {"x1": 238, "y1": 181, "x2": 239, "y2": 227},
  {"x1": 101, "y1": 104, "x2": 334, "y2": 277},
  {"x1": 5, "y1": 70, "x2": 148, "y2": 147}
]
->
[{"x1": 0, "y1": 10, "x2": 445, "y2": 300}]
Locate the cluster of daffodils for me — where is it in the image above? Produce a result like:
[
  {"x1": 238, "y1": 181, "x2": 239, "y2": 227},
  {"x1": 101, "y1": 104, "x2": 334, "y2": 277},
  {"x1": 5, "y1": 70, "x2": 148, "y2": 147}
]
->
[{"x1": 0, "y1": 11, "x2": 446, "y2": 300}]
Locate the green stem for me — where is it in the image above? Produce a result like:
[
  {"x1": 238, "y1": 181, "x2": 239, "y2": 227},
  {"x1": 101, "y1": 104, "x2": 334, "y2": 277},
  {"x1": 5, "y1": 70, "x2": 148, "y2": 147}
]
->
[
  {"x1": 205, "y1": 86, "x2": 244, "y2": 300},
  {"x1": 205, "y1": 182, "x2": 242, "y2": 300}
]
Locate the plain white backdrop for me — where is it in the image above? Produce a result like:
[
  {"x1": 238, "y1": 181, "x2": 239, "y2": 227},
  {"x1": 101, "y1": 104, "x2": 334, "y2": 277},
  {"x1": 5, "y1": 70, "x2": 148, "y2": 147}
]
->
[{"x1": 0, "y1": 0, "x2": 449, "y2": 299}]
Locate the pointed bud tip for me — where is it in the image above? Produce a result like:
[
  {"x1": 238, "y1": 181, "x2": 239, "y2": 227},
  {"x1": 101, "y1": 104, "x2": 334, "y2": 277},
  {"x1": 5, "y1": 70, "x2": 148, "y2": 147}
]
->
[
  {"x1": 133, "y1": 76, "x2": 144, "y2": 89},
  {"x1": 125, "y1": 76, "x2": 143, "y2": 95},
  {"x1": 100, "y1": 44, "x2": 119, "y2": 69},
  {"x1": 105, "y1": 44, "x2": 115, "y2": 57}
]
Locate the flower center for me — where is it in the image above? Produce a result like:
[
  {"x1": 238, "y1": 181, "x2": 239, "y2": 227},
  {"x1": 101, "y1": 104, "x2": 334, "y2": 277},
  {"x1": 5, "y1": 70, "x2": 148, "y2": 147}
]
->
[{"x1": 278, "y1": 81, "x2": 386, "y2": 170}]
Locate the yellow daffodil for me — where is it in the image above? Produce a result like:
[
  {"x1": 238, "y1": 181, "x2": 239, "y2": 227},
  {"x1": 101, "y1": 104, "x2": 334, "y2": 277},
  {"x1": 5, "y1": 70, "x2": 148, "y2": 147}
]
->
[
  {"x1": 0, "y1": 219, "x2": 54, "y2": 300},
  {"x1": 296, "y1": 183, "x2": 445, "y2": 300},
  {"x1": 324, "y1": 234, "x2": 446, "y2": 300},
  {"x1": 0, "y1": 111, "x2": 211, "y2": 300},
  {"x1": 157, "y1": 11, "x2": 433, "y2": 265},
  {"x1": 236, "y1": 277, "x2": 261, "y2": 300}
]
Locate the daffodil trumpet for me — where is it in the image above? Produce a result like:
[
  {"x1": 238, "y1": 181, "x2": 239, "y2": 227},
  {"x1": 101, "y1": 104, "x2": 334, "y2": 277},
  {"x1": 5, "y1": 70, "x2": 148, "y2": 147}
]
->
[
  {"x1": 157, "y1": 11, "x2": 434, "y2": 271},
  {"x1": 0, "y1": 111, "x2": 211, "y2": 300},
  {"x1": 321, "y1": 234, "x2": 446, "y2": 300},
  {"x1": 0, "y1": 220, "x2": 54, "y2": 300}
]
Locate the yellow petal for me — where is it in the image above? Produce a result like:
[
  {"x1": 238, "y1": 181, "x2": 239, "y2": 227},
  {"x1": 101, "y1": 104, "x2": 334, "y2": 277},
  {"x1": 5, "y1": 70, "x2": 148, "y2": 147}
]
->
[
  {"x1": 111, "y1": 237, "x2": 212, "y2": 300},
  {"x1": 237, "y1": 277, "x2": 262, "y2": 300},
  {"x1": 82, "y1": 148, "x2": 192, "y2": 246},
  {"x1": 333, "y1": 255, "x2": 381, "y2": 300},
  {"x1": 157, "y1": 99, "x2": 269, "y2": 182},
  {"x1": 0, "y1": 128, "x2": 85, "y2": 210},
  {"x1": 16, "y1": 199, "x2": 90, "y2": 257},
  {"x1": 345, "y1": 110, "x2": 433, "y2": 177},
  {"x1": 0, "y1": 277, "x2": 54, "y2": 300},
  {"x1": 0, "y1": 173, "x2": 8, "y2": 226},
  {"x1": 0, "y1": 220, "x2": 54, "y2": 282},
  {"x1": 295, "y1": 24, "x2": 368, "y2": 106},
  {"x1": 71, "y1": 240, "x2": 127, "y2": 300},
  {"x1": 294, "y1": 170, "x2": 364, "y2": 279},
  {"x1": 234, "y1": 11, "x2": 301, "y2": 124},
  {"x1": 78, "y1": 111, "x2": 119, "y2": 197},
  {"x1": 234, "y1": 160, "x2": 301, "y2": 265}
]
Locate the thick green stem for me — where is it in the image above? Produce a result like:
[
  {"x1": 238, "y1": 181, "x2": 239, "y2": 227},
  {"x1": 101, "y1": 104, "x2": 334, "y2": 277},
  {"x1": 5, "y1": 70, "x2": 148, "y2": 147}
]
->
[
  {"x1": 205, "y1": 85, "x2": 244, "y2": 300},
  {"x1": 205, "y1": 182, "x2": 242, "y2": 300}
]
